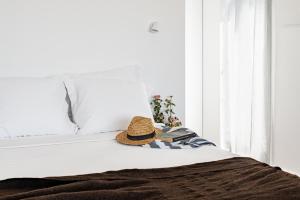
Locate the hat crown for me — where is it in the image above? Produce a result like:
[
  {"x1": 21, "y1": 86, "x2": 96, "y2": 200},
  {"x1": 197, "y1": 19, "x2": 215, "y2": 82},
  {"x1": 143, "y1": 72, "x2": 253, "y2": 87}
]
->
[{"x1": 127, "y1": 116, "x2": 155, "y2": 136}]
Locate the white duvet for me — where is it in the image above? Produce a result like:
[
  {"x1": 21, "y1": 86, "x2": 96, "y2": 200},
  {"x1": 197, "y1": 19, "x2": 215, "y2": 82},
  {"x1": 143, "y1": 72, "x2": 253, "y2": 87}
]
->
[{"x1": 0, "y1": 132, "x2": 235, "y2": 180}]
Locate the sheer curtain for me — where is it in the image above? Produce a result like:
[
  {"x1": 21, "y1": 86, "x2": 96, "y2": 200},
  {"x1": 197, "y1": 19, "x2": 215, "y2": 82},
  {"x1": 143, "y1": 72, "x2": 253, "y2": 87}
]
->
[{"x1": 220, "y1": 0, "x2": 271, "y2": 162}]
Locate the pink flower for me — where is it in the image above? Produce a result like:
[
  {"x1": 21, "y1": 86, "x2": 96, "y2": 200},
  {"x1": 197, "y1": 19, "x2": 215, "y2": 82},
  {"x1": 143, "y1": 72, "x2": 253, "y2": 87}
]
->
[{"x1": 153, "y1": 95, "x2": 161, "y2": 100}]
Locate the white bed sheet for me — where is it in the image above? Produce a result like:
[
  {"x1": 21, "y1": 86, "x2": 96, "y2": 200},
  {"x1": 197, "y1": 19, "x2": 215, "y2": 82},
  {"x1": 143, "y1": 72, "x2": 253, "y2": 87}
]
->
[{"x1": 0, "y1": 132, "x2": 235, "y2": 180}]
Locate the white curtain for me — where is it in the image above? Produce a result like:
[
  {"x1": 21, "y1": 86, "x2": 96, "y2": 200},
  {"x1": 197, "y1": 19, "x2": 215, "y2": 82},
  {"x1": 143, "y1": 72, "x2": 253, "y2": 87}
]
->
[{"x1": 220, "y1": 0, "x2": 271, "y2": 162}]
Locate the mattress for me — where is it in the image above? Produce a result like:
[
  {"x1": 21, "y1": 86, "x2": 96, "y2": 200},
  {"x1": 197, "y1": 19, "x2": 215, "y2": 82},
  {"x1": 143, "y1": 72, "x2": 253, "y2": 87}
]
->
[{"x1": 0, "y1": 132, "x2": 235, "y2": 180}]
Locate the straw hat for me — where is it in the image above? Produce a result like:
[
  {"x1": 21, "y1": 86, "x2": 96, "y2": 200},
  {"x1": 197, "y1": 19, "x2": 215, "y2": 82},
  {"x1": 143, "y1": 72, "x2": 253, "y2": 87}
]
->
[{"x1": 116, "y1": 116, "x2": 162, "y2": 145}]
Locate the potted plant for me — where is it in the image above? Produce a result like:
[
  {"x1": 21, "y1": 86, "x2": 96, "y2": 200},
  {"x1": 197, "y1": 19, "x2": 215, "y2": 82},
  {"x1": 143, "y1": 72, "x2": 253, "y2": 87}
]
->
[
  {"x1": 164, "y1": 96, "x2": 182, "y2": 127},
  {"x1": 150, "y1": 95, "x2": 164, "y2": 123},
  {"x1": 151, "y1": 95, "x2": 182, "y2": 127}
]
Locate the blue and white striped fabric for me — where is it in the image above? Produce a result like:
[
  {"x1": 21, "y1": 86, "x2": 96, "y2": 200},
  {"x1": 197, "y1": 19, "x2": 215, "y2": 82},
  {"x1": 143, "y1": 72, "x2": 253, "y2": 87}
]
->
[{"x1": 142, "y1": 136, "x2": 215, "y2": 149}]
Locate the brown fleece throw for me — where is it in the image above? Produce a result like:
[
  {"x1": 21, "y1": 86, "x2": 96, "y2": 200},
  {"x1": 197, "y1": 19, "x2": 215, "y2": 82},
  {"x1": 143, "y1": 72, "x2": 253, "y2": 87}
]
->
[{"x1": 0, "y1": 157, "x2": 300, "y2": 200}]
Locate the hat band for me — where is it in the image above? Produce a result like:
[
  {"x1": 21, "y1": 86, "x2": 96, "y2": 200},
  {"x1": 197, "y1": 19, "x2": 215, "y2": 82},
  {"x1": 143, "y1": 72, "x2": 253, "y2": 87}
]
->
[{"x1": 127, "y1": 131, "x2": 156, "y2": 141}]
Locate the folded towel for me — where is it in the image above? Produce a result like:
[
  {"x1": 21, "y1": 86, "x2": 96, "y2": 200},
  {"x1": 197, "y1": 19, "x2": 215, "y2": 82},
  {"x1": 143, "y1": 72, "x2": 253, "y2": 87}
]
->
[{"x1": 143, "y1": 136, "x2": 215, "y2": 149}]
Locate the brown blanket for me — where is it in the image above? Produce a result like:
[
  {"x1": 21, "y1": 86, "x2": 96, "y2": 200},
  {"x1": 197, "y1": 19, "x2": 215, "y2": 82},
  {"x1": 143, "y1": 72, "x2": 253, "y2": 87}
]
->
[{"x1": 0, "y1": 157, "x2": 299, "y2": 200}]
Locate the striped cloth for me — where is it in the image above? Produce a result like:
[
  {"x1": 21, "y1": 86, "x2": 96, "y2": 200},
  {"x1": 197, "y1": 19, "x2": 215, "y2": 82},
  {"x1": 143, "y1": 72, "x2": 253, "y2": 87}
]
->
[{"x1": 142, "y1": 135, "x2": 215, "y2": 149}]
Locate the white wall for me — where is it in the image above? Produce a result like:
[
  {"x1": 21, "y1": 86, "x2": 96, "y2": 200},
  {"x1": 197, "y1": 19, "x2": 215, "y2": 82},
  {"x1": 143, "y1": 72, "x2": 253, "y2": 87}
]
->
[
  {"x1": 185, "y1": 0, "x2": 203, "y2": 135},
  {"x1": 202, "y1": 0, "x2": 220, "y2": 146},
  {"x1": 0, "y1": 0, "x2": 185, "y2": 121},
  {"x1": 185, "y1": 0, "x2": 220, "y2": 144},
  {"x1": 272, "y1": 0, "x2": 300, "y2": 175}
]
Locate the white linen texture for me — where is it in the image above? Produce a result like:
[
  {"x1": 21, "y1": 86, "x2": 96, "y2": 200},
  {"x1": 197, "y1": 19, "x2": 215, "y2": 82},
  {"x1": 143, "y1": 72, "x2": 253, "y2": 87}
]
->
[
  {"x1": 0, "y1": 77, "x2": 78, "y2": 139},
  {"x1": 0, "y1": 132, "x2": 234, "y2": 180},
  {"x1": 220, "y1": 0, "x2": 272, "y2": 163},
  {"x1": 65, "y1": 77, "x2": 153, "y2": 135},
  {"x1": 64, "y1": 65, "x2": 142, "y2": 109}
]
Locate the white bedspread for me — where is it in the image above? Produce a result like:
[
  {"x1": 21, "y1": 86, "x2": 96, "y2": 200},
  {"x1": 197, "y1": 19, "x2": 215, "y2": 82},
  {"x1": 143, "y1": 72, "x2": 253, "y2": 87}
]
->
[{"x1": 0, "y1": 132, "x2": 235, "y2": 180}]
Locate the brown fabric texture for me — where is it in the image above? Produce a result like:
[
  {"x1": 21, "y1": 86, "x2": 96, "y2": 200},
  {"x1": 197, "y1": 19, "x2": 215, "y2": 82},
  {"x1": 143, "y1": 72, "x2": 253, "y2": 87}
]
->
[{"x1": 0, "y1": 157, "x2": 300, "y2": 200}]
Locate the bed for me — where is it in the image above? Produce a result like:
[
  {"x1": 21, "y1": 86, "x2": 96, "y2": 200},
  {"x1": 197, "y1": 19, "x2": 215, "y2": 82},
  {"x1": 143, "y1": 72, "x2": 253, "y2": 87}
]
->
[
  {"x1": 0, "y1": 68, "x2": 300, "y2": 199},
  {"x1": 1, "y1": 132, "x2": 300, "y2": 200}
]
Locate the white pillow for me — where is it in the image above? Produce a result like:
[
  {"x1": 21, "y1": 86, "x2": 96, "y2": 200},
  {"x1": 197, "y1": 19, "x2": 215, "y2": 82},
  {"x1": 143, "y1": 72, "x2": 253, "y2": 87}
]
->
[
  {"x1": 64, "y1": 65, "x2": 143, "y2": 108},
  {"x1": 0, "y1": 77, "x2": 78, "y2": 139},
  {"x1": 66, "y1": 78, "x2": 153, "y2": 134}
]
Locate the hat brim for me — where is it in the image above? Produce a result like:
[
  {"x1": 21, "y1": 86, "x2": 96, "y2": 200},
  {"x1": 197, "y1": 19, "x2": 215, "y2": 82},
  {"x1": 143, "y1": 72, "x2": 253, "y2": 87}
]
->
[{"x1": 116, "y1": 128, "x2": 162, "y2": 146}]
